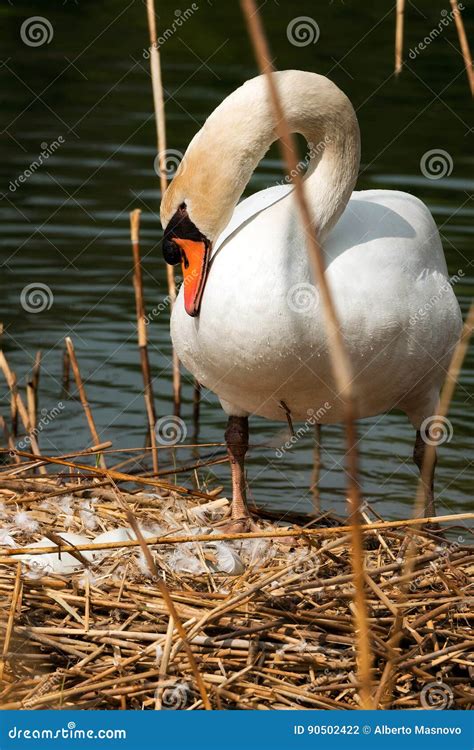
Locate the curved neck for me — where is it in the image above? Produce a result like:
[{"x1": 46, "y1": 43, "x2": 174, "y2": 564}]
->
[{"x1": 161, "y1": 71, "x2": 361, "y2": 242}]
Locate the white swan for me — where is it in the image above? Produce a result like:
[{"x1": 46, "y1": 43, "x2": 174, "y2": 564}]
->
[{"x1": 160, "y1": 71, "x2": 462, "y2": 530}]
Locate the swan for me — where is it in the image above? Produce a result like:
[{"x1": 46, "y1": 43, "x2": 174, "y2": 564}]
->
[{"x1": 160, "y1": 70, "x2": 462, "y2": 531}]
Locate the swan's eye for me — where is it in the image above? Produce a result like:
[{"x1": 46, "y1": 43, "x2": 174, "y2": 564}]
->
[{"x1": 162, "y1": 236, "x2": 182, "y2": 265}]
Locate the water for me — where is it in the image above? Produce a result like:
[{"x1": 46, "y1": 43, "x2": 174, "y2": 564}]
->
[{"x1": 1, "y1": 1, "x2": 472, "y2": 523}]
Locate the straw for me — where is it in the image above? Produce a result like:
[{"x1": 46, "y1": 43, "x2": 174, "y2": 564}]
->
[
  {"x1": 130, "y1": 209, "x2": 159, "y2": 475},
  {"x1": 65, "y1": 338, "x2": 107, "y2": 469}
]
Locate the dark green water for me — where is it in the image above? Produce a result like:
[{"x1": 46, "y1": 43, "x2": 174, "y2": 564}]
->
[{"x1": 1, "y1": 1, "x2": 472, "y2": 522}]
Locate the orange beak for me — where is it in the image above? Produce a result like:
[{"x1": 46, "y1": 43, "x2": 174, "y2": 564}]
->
[{"x1": 173, "y1": 238, "x2": 211, "y2": 317}]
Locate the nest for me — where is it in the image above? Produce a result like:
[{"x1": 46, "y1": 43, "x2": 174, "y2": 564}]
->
[{"x1": 0, "y1": 474, "x2": 472, "y2": 710}]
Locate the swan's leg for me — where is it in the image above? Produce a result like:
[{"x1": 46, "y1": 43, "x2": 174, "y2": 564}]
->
[
  {"x1": 223, "y1": 416, "x2": 257, "y2": 531},
  {"x1": 413, "y1": 430, "x2": 437, "y2": 518}
]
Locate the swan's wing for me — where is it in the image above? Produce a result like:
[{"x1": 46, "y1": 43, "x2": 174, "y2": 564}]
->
[{"x1": 212, "y1": 183, "x2": 293, "y2": 256}]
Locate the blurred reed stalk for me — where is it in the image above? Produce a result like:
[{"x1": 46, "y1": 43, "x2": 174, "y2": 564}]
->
[
  {"x1": 240, "y1": 0, "x2": 373, "y2": 709},
  {"x1": 130, "y1": 208, "x2": 159, "y2": 476},
  {"x1": 65, "y1": 337, "x2": 107, "y2": 469},
  {"x1": 395, "y1": 0, "x2": 405, "y2": 75},
  {"x1": 450, "y1": 0, "x2": 474, "y2": 96},
  {"x1": 145, "y1": 0, "x2": 182, "y2": 417},
  {"x1": 375, "y1": 301, "x2": 474, "y2": 707},
  {"x1": 415, "y1": 302, "x2": 474, "y2": 525},
  {"x1": 26, "y1": 351, "x2": 41, "y2": 433}
]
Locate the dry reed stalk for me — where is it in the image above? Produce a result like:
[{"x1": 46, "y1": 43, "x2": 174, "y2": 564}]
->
[
  {"x1": 416, "y1": 303, "x2": 474, "y2": 521},
  {"x1": 240, "y1": 0, "x2": 373, "y2": 709},
  {"x1": 145, "y1": 0, "x2": 181, "y2": 416},
  {"x1": 375, "y1": 303, "x2": 474, "y2": 707},
  {"x1": 450, "y1": 0, "x2": 474, "y2": 96},
  {"x1": 0, "y1": 351, "x2": 45, "y2": 473},
  {"x1": 62, "y1": 346, "x2": 70, "y2": 394},
  {"x1": 11, "y1": 449, "x2": 215, "y2": 500},
  {"x1": 0, "y1": 562, "x2": 22, "y2": 681},
  {"x1": 130, "y1": 209, "x2": 159, "y2": 475},
  {"x1": 311, "y1": 424, "x2": 322, "y2": 514},
  {"x1": 0, "y1": 416, "x2": 20, "y2": 464},
  {"x1": 64, "y1": 338, "x2": 106, "y2": 469},
  {"x1": 395, "y1": 0, "x2": 405, "y2": 75}
]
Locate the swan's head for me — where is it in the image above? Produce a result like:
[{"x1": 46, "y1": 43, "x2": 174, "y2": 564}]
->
[{"x1": 161, "y1": 196, "x2": 212, "y2": 318}]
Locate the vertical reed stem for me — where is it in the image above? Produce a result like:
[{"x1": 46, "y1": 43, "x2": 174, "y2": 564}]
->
[
  {"x1": 62, "y1": 347, "x2": 70, "y2": 395},
  {"x1": 395, "y1": 0, "x2": 405, "y2": 75},
  {"x1": 241, "y1": 0, "x2": 373, "y2": 709},
  {"x1": 27, "y1": 351, "x2": 41, "y2": 433},
  {"x1": 130, "y1": 209, "x2": 159, "y2": 476},
  {"x1": 65, "y1": 337, "x2": 106, "y2": 469},
  {"x1": 450, "y1": 0, "x2": 474, "y2": 96},
  {"x1": 0, "y1": 562, "x2": 22, "y2": 681},
  {"x1": 311, "y1": 424, "x2": 321, "y2": 514},
  {"x1": 145, "y1": 0, "x2": 182, "y2": 416},
  {"x1": 0, "y1": 352, "x2": 45, "y2": 473}
]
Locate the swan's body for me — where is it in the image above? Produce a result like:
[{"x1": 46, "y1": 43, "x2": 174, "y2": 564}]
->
[
  {"x1": 161, "y1": 70, "x2": 462, "y2": 527},
  {"x1": 171, "y1": 185, "x2": 460, "y2": 427}
]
